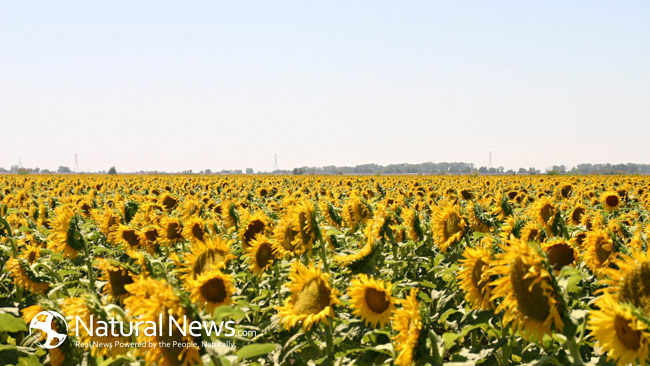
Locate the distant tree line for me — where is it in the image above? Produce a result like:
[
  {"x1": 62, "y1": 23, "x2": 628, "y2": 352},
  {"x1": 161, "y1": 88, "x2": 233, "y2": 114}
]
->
[{"x1": 0, "y1": 162, "x2": 649, "y2": 175}]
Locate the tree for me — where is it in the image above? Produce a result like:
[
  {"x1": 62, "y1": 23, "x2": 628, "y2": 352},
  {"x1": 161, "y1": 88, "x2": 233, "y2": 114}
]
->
[
  {"x1": 58, "y1": 166, "x2": 72, "y2": 174},
  {"x1": 246, "y1": 168, "x2": 254, "y2": 174},
  {"x1": 108, "y1": 166, "x2": 117, "y2": 175}
]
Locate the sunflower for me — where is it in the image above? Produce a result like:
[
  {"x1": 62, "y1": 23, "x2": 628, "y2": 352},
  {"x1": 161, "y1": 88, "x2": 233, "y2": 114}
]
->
[
  {"x1": 124, "y1": 277, "x2": 201, "y2": 366},
  {"x1": 159, "y1": 193, "x2": 179, "y2": 213},
  {"x1": 20, "y1": 241, "x2": 41, "y2": 264},
  {"x1": 61, "y1": 296, "x2": 130, "y2": 357},
  {"x1": 530, "y1": 197, "x2": 556, "y2": 230},
  {"x1": 290, "y1": 200, "x2": 318, "y2": 253},
  {"x1": 92, "y1": 207, "x2": 121, "y2": 236},
  {"x1": 459, "y1": 246, "x2": 493, "y2": 310},
  {"x1": 240, "y1": 212, "x2": 268, "y2": 250},
  {"x1": 182, "y1": 217, "x2": 207, "y2": 243},
  {"x1": 188, "y1": 269, "x2": 235, "y2": 314},
  {"x1": 347, "y1": 274, "x2": 395, "y2": 328},
  {"x1": 5, "y1": 257, "x2": 49, "y2": 294},
  {"x1": 47, "y1": 205, "x2": 83, "y2": 259},
  {"x1": 276, "y1": 262, "x2": 340, "y2": 331},
  {"x1": 600, "y1": 251, "x2": 650, "y2": 314},
  {"x1": 96, "y1": 258, "x2": 135, "y2": 303},
  {"x1": 400, "y1": 208, "x2": 422, "y2": 242},
  {"x1": 392, "y1": 288, "x2": 423, "y2": 366},
  {"x1": 584, "y1": 229, "x2": 615, "y2": 275},
  {"x1": 108, "y1": 224, "x2": 144, "y2": 248},
  {"x1": 334, "y1": 239, "x2": 376, "y2": 268},
  {"x1": 541, "y1": 239, "x2": 579, "y2": 271},
  {"x1": 467, "y1": 200, "x2": 492, "y2": 233},
  {"x1": 246, "y1": 234, "x2": 276, "y2": 274},
  {"x1": 219, "y1": 200, "x2": 238, "y2": 229},
  {"x1": 602, "y1": 191, "x2": 622, "y2": 212},
  {"x1": 272, "y1": 215, "x2": 301, "y2": 258},
  {"x1": 519, "y1": 221, "x2": 543, "y2": 243},
  {"x1": 488, "y1": 238, "x2": 564, "y2": 341},
  {"x1": 568, "y1": 204, "x2": 587, "y2": 225},
  {"x1": 177, "y1": 235, "x2": 235, "y2": 282},
  {"x1": 342, "y1": 196, "x2": 372, "y2": 231},
  {"x1": 158, "y1": 216, "x2": 184, "y2": 246},
  {"x1": 431, "y1": 204, "x2": 466, "y2": 253},
  {"x1": 588, "y1": 294, "x2": 650, "y2": 366}
]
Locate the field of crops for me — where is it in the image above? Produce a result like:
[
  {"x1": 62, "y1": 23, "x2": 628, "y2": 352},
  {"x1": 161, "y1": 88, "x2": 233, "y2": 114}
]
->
[{"x1": 1, "y1": 174, "x2": 649, "y2": 366}]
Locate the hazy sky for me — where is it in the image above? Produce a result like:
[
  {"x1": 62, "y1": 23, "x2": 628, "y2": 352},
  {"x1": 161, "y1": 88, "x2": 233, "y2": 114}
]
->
[{"x1": 1, "y1": 1, "x2": 649, "y2": 172}]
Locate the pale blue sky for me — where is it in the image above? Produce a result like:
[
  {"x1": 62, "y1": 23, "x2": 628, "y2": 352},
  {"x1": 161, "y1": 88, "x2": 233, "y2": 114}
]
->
[{"x1": 1, "y1": 1, "x2": 649, "y2": 172}]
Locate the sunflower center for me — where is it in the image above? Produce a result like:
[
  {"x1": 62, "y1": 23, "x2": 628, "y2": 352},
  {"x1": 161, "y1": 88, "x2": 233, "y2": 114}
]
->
[
  {"x1": 200, "y1": 277, "x2": 227, "y2": 304},
  {"x1": 144, "y1": 229, "x2": 158, "y2": 243},
  {"x1": 255, "y1": 242, "x2": 274, "y2": 269},
  {"x1": 108, "y1": 269, "x2": 134, "y2": 297},
  {"x1": 620, "y1": 262, "x2": 650, "y2": 314},
  {"x1": 364, "y1": 288, "x2": 390, "y2": 314},
  {"x1": 443, "y1": 213, "x2": 462, "y2": 239},
  {"x1": 545, "y1": 243, "x2": 575, "y2": 270},
  {"x1": 595, "y1": 237, "x2": 612, "y2": 264},
  {"x1": 561, "y1": 185, "x2": 572, "y2": 198},
  {"x1": 614, "y1": 315, "x2": 641, "y2": 350},
  {"x1": 162, "y1": 196, "x2": 178, "y2": 211},
  {"x1": 294, "y1": 278, "x2": 331, "y2": 315},
  {"x1": 166, "y1": 223, "x2": 182, "y2": 239},
  {"x1": 193, "y1": 249, "x2": 226, "y2": 277},
  {"x1": 460, "y1": 190, "x2": 473, "y2": 200},
  {"x1": 27, "y1": 250, "x2": 37, "y2": 263},
  {"x1": 471, "y1": 258, "x2": 487, "y2": 292},
  {"x1": 122, "y1": 230, "x2": 140, "y2": 247},
  {"x1": 571, "y1": 207, "x2": 585, "y2": 224},
  {"x1": 540, "y1": 204, "x2": 554, "y2": 223},
  {"x1": 191, "y1": 224, "x2": 204, "y2": 241},
  {"x1": 605, "y1": 195, "x2": 619, "y2": 208},
  {"x1": 243, "y1": 220, "x2": 265, "y2": 248},
  {"x1": 510, "y1": 258, "x2": 551, "y2": 321}
]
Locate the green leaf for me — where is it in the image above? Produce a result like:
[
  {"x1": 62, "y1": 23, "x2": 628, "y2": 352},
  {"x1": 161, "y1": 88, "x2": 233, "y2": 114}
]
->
[
  {"x1": 0, "y1": 313, "x2": 28, "y2": 333},
  {"x1": 213, "y1": 306, "x2": 246, "y2": 321},
  {"x1": 236, "y1": 343, "x2": 279, "y2": 360},
  {"x1": 442, "y1": 332, "x2": 463, "y2": 350}
]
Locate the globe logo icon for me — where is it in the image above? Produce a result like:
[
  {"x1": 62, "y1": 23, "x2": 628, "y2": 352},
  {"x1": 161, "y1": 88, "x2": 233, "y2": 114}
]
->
[{"x1": 29, "y1": 311, "x2": 68, "y2": 349}]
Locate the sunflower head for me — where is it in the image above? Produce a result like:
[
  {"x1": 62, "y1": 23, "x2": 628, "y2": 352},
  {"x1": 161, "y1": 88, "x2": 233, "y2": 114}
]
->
[
  {"x1": 276, "y1": 262, "x2": 340, "y2": 331},
  {"x1": 589, "y1": 294, "x2": 650, "y2": 366},
  {"x1": 182, "y1": 217, "x2": 207, "y2": 243},
  {"x1": 601, "y1": 191, "x2": 622, "y2": 212},
  {"x1": 246, "y1": 233, "x2": 277, "y2": 275},
  {"x1": 392, "y1": 288, "x2": 424, "y2": 366},
  {"x1": 542, "y1": 239, "x2": 579, "y2": 271},
  {"x1": 347, "y1": 274, "x2": 396, "y2": 328},
  {"x1": 459, "y1": 246, "x2": 493, "y2": 310},
  {"x1": 489, "y1": 238, "x2": 564, "y2": 341},
  {"x1": 178, "y1": 235, "x2": 235, "y2": 282},
  {"x1": 240, "y1": 212, "x2": 268, "y2": 250},
  {"x1": 189, "y1": 269, "x2": 235, "y2": 314},
  {"x1": 432, "y1": 204, "x2": 466, "y2": 253},
  {"x1": 583, "y1": 229, "x2": 615, "y2": 275}
]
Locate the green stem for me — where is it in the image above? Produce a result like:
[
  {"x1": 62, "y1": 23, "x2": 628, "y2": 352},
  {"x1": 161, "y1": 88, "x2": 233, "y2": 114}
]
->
[
  {"x1": 319, "y1": 239, "x2": 330, "y2": 272},
  {"x1": 82, "y1": 236, "x2": 95, "y2": 292},
  {"x1": 566, "y1": 336, "x2": 584, "y2": 365},
  {"x1": 274, "y1": 263, "x2": 282, "y2": 308},
  {"x1": 324, "y1": 319, "x2": 334, "y2": 359},
  {"x1": 391, "y1": 239, "x2": 398, "y2": 275}
]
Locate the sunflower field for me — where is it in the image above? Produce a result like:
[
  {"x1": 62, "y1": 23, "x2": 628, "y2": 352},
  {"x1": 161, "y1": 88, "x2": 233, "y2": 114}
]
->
[{"x1": 1, "y1": 174, "x2": 650, "y2": 366}]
